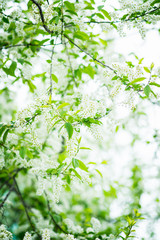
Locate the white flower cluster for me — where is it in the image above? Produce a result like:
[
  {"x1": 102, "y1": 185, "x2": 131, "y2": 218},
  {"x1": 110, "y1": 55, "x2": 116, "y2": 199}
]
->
[
  {"x1": 91, "y1": 217, "x2": 101, "y2": 233},
  {"x1": 0, "y1": 0, "x2": 7, "y2": 9},
  {"x1": 115, "y1": 0, "x2": 160, "y2": 38},
  {"x1": 89, "y1": 124, "x2": 103, "y2": 142},
  {"x1": 79, "y1": 95, "x2": 106, "y2": 119},
  {"x1": 66, "y1": 135, "x2": 78, "y2": 157},
  {"x1": 35, "y1": 175, "x2": 63, "y2": 203},
  {"x1": 64, "y1": 218, "x2": 83, "y2": 234},
  {"x1": 119, "y1": 0, "x2": 152, "y2": 12},
  {"x1": 42, "y1": 228, "x2": 50, "y2": 240},
  {"x1": 0, "y1": 225, "x2": 12, "y2": 240},
  {"x1": 65, "y1": 234, "x2": 77, "y2": 240},
  {"x1": 23, "y1": 232, "x2": 32, "y2": 240},
  {"x1": 107, "y1": 234, "x2": 115, "y2": 240},
  {"x1": 112, "y1": 63, "x2": 143, "y2": 82},
  {"x1": 86, "y1": 227, "x2": 94, "y2": 233},
  {"x1": 16, "y1": 96, "x2": 60, "y2": 148}
]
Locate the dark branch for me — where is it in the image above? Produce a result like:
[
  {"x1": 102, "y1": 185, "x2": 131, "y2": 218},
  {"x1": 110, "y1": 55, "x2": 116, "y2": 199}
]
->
[
  {"x1": 0, "y1": 168, "x2": 23, "y2": 190},
  {"x1": 44, "y1": 192, "x2": 67, "y2": 233},
  {"x1": 31, "y1": 0, "x2": 54, "y2": 34},
  {"x1": 13, "y1": 177, "x2": 35, "y2": 231},
  {"x1": 64, "y1": 34, "x2": 117, "y2": 74},
  {"x1": 0, "y1": 42, "x2": 62, "y2": 51},
  {"x1": 0, "y1": 185, "x2": 14, "y2": 208},
  {"x1": 64, "y1": 42, "x2": 77, "y2": 87}
]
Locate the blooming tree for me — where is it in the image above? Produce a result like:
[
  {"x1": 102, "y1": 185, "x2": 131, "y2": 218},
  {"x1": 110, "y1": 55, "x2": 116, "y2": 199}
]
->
[{"x1": 0, "y1": 0, "x2": 160, "y2": 239}]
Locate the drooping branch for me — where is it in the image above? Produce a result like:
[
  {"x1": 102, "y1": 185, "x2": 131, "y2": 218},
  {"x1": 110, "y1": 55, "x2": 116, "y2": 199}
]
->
[
  {"x1": 31, "y1": 0, "x2": 54, "y2": 34},
  {"x1": 85, "y1": 6, "x2": 160, "y2": 24},
  {"x1": 30, "y1": 0, "x2": 117, "y2": 74},
  {"x1": 64, "y1": 34, "x2": 117, "y2": 74},
  {"x1": 12, "y1": 177, "x2": 36, "y2": 232},
  {"x1": 0, "y1": 42, "x2": 62, "y2": 51},
  {"x1": 44, "y1": 192, "x2": 67, "y2": 234},
  {"x1": 0, "y1": 168, "x2": 23, "y2": 190},
  {"x1": 0, "y1": 185, "x2": 14, "y2": 208},
  {"x1": 64, "y1": 41, "x2": 77, "y2": 87}
]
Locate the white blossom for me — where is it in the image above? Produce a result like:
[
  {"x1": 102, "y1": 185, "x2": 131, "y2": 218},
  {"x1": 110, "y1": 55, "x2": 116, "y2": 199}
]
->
[
  {"x1": 91, "y1": 217, "x2": 101, "y2": 233},
  {"x1": 42, "y1": 228, "x2": 50, "y2": 240},
  {"x1": 0, "y1": 225, "x2": 12, "y2": 240},
  {"x1": 23, "y1": 232, "x2": 32, "y2": 240}
]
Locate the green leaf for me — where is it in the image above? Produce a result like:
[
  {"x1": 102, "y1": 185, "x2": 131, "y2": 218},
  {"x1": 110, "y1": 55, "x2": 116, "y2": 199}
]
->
[
  {"x1": 72, "y1": 158, "x2": 79, "y2": 168},
  {"x1": 144, "y1": 85, "x2": 151, "y2": 97},
  {"x1": 95, "y1": 169, "x2": 103, "y2": 177},
  {"x1": 70, "y1": 168, "x2": 82, "y2": 180},
  {"x1": 80, "y1": 147, "x2": 92, "y2": 150},
  {"x1": 74, "y1": 31, "x2": 89, "y2": 41},
  {"x1": 97, "y1": 5, "x2": 104, "y2": 11},
  {"x1": 101, "y1": 160, "x2": 108, "y2": 164},
  {"x1": 101, "y1": 9, "x2": 111, "y2": 20},
  {"x1": 3, "y1": 129, "x2": 9, "y2": 143},
  {"x1": 27, "y1": 80, "x2": 36, "y2": 93},
  {"x1": 2, "y1": 17, "x2": 9, "y2": 24},
  {"x1": 83, "y1": 65, "x2": 96, "y2": 79},
  {"x1": 57, "y1": 102, "x2": 70, "y2": 109},
  {"x1": 19, "y1": 146, "x2": 26, "y2": 159},
  {"x1": 138, "y1": 58, "x2": 144, "y2": 64},
  {"x1": 150, "y1": 62, "x2": 154, "y2": 70},
  {"x1": 144, "y1": 67, "x2": 151, "y2": 73},
  {"x1": 151, "y1": 0, "x2": 160, "y2": 6},
  {"x1": 0, "y1": 125, "x2": 7, "y2": 138},
  {"x1": 46, "y1": 168, "x2": 57, "y2": 175},
  {"x1": 51, "y1": 74, "x2": 58, "y2": 83},
  {"x1": 99, "y1": 38, "x2": 108, "y2": 46},
  {"x1": 96, "y1": 13, "x2": 105, "y2": 19},
  {"x1": 149, "y1": 82, "x2": 160, "y2": 87},
  {"x1": 64, "y1": 1, "x2": 75, "y2": 11},
  {"x1": 3, "y1": 61, "x2": 17, "y2": 77},
  {"x1": 65, "y1": 122, "x2": 73, "y2": 139},
  {"x1": 78, "y1": 160, "x2": 88, "y2": 172},
  {"x1": 130, "y1": 77, "x2": 146, "y2": 85}
]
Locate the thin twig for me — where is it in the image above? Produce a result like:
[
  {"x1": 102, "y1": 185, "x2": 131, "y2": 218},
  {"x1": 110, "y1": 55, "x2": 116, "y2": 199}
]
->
[
  {"x1": 31, "y1": 0, "x2": 54, "y2": 34},
  {"x1": 44, "y1": 191, "x2": 67, "y2": 233},
  {"x1": 0, "y1": 168, "x2": 23, "y2": 190},
  {"x1": 64, "y1": 34, "x2": 117, "y2": 74},
  {"x1": 13, "y1": 178, "x2": 35, "y2": 231},
  {"x1": 49, "y1": 45, "x2": 55, "y2": 97},
  {"x1": 0, "y1": 42, "x2": 62, "y2": 51},
  {"x1": 0, "y1": 185, "x2": 14, "y2": 208},
  {"x1": 61, "y1": 0, "x2": 64, "y2": 43},
  {"x1": 64, "y1": 42, "x2": 77, "y2": 87}
]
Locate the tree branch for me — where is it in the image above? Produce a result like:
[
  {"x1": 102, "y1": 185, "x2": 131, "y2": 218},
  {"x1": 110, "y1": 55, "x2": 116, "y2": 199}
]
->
[
  {"x1": 0, "y1": 42, "x2": 62, "y2": 51},
  {"x1": 85, "y1": 6, "x2": 160, "y2": 24},
  {"x1": 64, "y1": 42, "x2": 77, "y2": 87},
  {"x1": 0, "y1": 185, "x2": 14, "y2": 208},
  {"x1": 64, "y1": 34, "x2": 117, "y2": 74},
  {"x1": 13, "y1": 177, "x2": 36, "y2": 232},
  {"x1": 44, "y1": 191, "x2": 67, "y2": 234},
  {"x1": 31, "y1": 0, "x2": 54, "y2": 34}
]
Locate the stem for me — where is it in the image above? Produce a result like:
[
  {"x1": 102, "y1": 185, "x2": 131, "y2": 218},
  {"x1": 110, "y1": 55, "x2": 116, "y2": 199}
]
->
[
  {"x1": 44, "y1": 191, "x2": 67, "y2": 233},
  {"x1": 31, "y1": 0, "x2": 54, "y2": 34},
  {"x1": 13, "y1": 178, "x2": 35, "y2": 231},
  {"x1": 64, "y1": 34, "x2": 117, "y2": 74},
  {"x1": 0, "y1": 185, "x2": 14, "y2": 208}
]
